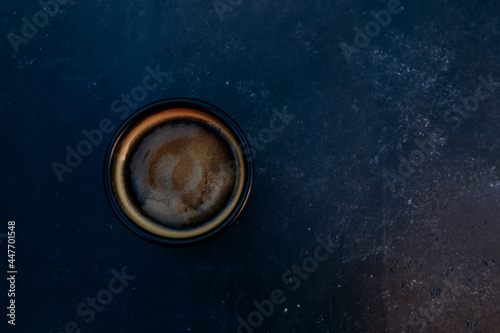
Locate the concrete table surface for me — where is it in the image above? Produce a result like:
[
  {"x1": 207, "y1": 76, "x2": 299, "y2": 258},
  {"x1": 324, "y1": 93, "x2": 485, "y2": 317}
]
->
[{"x1": 1, "y1": 0, "x2": 500, "y2": 332}]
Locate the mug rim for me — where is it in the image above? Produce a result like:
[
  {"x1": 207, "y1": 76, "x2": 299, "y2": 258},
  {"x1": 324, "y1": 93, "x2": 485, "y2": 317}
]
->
[{"x1": 103, "y1": 98, "x2": 254, "y2": 246}]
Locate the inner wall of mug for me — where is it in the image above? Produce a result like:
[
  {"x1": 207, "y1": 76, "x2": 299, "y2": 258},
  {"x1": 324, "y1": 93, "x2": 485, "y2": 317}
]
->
[{"x1": 110, "y1": 108, "x2": 246, "y2": 239}]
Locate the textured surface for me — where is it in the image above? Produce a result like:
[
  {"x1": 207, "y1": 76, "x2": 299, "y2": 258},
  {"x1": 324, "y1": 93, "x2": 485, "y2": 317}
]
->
[{"x1": 1, "y1": 0, "x2": 500, "y2": 332}]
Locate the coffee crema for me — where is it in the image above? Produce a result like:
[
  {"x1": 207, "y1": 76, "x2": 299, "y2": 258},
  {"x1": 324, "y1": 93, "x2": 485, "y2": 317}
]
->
[
  {"x1": 130, "y1": 122, "x2": 237, "y2": 226},
  {"x1": 110, "y1": 108, "x2": 246, "y2": 239}
]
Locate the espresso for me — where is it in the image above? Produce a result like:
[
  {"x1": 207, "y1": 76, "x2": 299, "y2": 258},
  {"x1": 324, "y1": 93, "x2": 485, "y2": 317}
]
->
[
  {"x1": 129, "y1": 122, "x2": 237, "y2": 227},
  {"x1": 109, "y1": 107, "x2": 247, "y2": 240}
]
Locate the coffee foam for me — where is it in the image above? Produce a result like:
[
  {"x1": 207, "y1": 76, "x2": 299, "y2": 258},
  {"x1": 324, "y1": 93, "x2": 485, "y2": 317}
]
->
[{"x1": 128, "y1": 122, "x2": 237, "y2": 227}]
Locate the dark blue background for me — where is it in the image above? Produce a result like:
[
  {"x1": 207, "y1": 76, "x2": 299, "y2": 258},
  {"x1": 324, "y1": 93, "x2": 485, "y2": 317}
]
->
[{"x1": 1, "y1": 0, "x2": 500, "y2": 332}]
